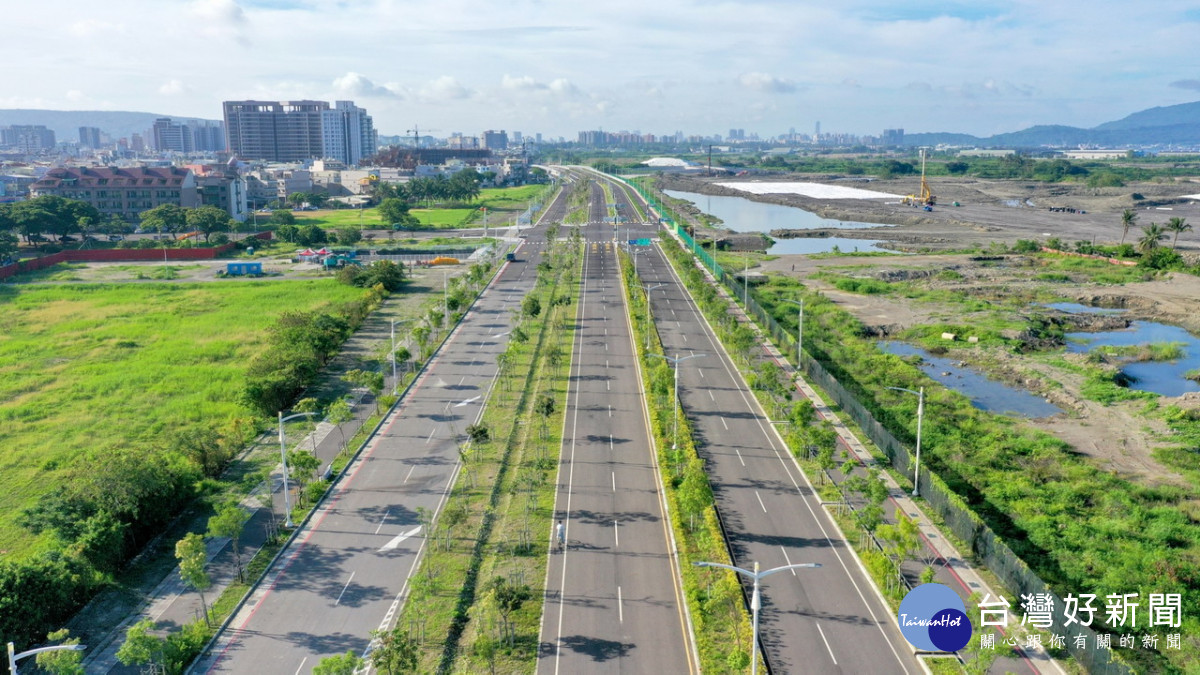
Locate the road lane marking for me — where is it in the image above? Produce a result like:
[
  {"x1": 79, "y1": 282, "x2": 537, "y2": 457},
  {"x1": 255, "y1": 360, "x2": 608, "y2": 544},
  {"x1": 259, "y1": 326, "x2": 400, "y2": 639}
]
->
[
  {"x1": 609, "y1": 404, "x2": 612, "y2": 417},
  {"x1": 720, "y1": 418, "x2": 728, "y2": 430},
  {"x1": 618, "y1": 586, "x2": 624, "y2": 623},
  {"x1": 426, "y1": 428, "x2": 436, "y2": 444},
  {"x1": 379, "y1": 526, "x2": 422, "y2": 552},
  {"x1": 607, "y1": 380, "x2": 610, "y2": 391},
  {"x1": 708, "y1": 390, "x2": 715, "y2": 401},
  {"x1": 781, "y1": 546, "x2": 796, "y2": 575},
  {"x1": 403, "y1": 465, "x2": 416, "y2": 483},
  {"x1": 735, "y1": 449, "x2": 745, "y2": 466},
  {"x1": 294, "y1": 658, "x2": 307, "y2": 675},
  {"x1": 755, "y1": 491, "x2": 768, "y2": 513},
  {"x1": 459, "y1": 376, "x2": 466, "y2": 386},
  {"x1": 455, "y1": 395, "x2": 481, "y2": 407},
  {"x1": 612, "y1": 471, "x2": 616, "y2": 491},
  {"x1": 334, "y1": 571, "x2": 355, "y2": 606},
  {"x1": 375, "y1": 510, "x2": 391, "y2": 535},
  {"x1": 614, "y1": 520, "x2": 619, "y2": 547},
  {"x1": 699, "y1": 369, "x2": 705, "y2": 379},
  {"x1": 816, "y1": 623, "x2": 838, "y2": 665}
]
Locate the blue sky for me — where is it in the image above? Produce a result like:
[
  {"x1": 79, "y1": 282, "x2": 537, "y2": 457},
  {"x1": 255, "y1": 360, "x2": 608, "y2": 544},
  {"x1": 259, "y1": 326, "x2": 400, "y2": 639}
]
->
[{"x1": 3, "y1": 0, "x2": 1198, "y2": 140}]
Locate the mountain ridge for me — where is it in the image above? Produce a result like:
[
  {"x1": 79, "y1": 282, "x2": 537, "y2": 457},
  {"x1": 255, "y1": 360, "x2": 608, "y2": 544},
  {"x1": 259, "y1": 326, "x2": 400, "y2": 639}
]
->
[
  {"x1": 0, "y1": 109, "x2": 221, "y2": 142},
  {"x1": 903, "y1": 100, "x2": 1200, "y2": 148}
]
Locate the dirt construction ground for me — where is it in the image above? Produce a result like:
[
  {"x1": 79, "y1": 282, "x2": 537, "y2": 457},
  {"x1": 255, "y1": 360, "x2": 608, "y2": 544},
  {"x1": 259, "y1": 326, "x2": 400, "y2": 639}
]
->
[{"x1": 665, "y1": 175, "x2": 1200, "y2": 488}]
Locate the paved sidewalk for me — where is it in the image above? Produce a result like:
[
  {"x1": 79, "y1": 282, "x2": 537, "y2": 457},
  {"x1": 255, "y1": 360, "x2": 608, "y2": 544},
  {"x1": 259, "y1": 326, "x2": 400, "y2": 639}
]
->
[{"x1": 664, "y1": 224, "x2": 1067, "y2": 675}]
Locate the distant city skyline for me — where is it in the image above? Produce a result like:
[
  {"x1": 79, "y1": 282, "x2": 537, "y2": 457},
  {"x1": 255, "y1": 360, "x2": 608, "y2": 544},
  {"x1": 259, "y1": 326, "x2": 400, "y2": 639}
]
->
[{"x1": 3, "y1": 0, "x2": 1199, "y2": 139}]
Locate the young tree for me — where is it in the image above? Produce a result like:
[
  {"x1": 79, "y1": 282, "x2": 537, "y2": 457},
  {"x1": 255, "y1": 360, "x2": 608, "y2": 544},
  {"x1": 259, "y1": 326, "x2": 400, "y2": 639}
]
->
[
  {"x1": 369, "y1": 627, "x2": 419, "y2": 674},
  {"x1": 522, "y1": 294, "x2": 542, "y2": 319},
  {"x1": 176, "y1": 532, "x2": 212, "y2": 624},
  {"x1": 378, "y1": 198, "x2": 418, "y2": 227},
  {"x1": 1120, "y1": 208, "x2": 1137, "y2": 245},
  {"x1": 35, "y1": 628, "x2": 84, "y2": 675},
  {"x1": 287, "y1": 449, "x2": 321, "y2": 501},
  {"x1": 1138, "y1": 222, "x2": 1167, "y2": 253},
  {"x1": 116, "y1": 619, "x2": 164, "y2": 670},
  {"x1": 207, "y1": 501, "x2": 250, "y2": 582},
  {"x1": 490, "y1": 576, "x2": 532, "y2": 647},
  {"x1": 269, "y1": 209, "x2": 297, "y2": 227},
  {"x1": 326, "y1": 398, "x2": 354, "y2": 451}
]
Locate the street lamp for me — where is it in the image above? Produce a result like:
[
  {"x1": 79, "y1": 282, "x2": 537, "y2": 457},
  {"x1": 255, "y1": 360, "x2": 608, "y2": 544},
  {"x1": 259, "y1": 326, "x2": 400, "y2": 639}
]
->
[
  {"x1": 638, "y1": 283, "x2": 665, "y2": 352},
  {"x1": 781, "y1": 298, "x2": 803, "y2": 371},
  {"x1": 693, "y1": 560, "x2": 820, "y2": 675},
  {"x1": 649, "y1": 353, "x2": 706, "y2": 449},
  {"x1": 8, "y1": 642, "x2": 86, "y2": 675},
  {"x1": 887, "y1": 386, "x2": 925, "y2": 496},
  {"x1": 278, "y1": 410, "x2": 321, "y2": 528}
]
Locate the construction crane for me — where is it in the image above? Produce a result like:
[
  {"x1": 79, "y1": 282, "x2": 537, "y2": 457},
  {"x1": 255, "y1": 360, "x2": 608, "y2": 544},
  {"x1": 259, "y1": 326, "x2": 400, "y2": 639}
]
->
[
  {"x1": 405, "y1": 125, "x2": 440, "y2": 148},
  {"x1": 902, "y1": 148, "x2": 936, "y2": 209}
]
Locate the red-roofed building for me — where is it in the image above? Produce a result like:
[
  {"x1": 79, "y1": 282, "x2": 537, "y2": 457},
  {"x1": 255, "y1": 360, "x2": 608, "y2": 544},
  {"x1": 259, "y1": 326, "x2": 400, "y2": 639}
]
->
[{"x1": 29, "y1": 166, "x2": 199, "y2": 222}]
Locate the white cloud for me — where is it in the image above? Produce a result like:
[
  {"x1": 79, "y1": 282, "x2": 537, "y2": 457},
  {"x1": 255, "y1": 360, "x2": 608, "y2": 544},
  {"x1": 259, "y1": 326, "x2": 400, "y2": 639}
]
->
[
  {"x1": 159, "y1": 80, "x2": 187, "y2": 96},
  {"x1": 65, "y1": 90, "x2": 87, "y2": 103},
  {"x1": 189, "y1": 0, "x2": 249, "y2": 44},
  {"x1": 333, "y1": 72, "x2": 399, "y2": 98},
  {"x1": 501, "y1": 75, "x2": 545, "y2": 92},
  {"x1": 418, "y1": 76, "x2": 474, "y2": 103},
  {"x1": 737, "y1": 72, "x2": 798, "y2": 94}
]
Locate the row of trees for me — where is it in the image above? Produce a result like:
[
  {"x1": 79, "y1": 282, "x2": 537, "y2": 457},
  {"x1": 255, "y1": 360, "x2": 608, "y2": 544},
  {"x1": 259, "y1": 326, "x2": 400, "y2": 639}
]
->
[
  {"x1": 139, "y1": 204, "x2": 237, "y2": 243},
  {"x1": 371, "y1": 168, "x2": 484, "y2": 206},
  {"x1": 0, "y1": 196, "x2": 240, "y2": 248}
]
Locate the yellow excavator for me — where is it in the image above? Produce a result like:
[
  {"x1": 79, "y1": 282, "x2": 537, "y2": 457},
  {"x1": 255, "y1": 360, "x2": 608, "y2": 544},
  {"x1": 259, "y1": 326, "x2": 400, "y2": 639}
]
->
[{"x1": 902, "y1": 149, "x2": 936, "y2": 209}]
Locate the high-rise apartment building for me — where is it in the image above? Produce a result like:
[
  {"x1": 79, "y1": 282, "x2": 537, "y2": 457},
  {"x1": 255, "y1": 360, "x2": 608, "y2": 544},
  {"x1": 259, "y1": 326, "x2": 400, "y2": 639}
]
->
[
  {"x1": 79, "y1": 127, "x2": 103, "y2": 148},
  {"x1": 0, "y1": 125, "x2": 56, "y2": 153},
  {"x1": 482, "y1": 130, "x2": 508, "y2": 151},
  {"x1": 224, "y1": 100, "x2": 329, "y2": 162},
  {"x1": 320, "y1": 101, "x2": 377, "y2": 166},
  {"x1": 151, "y1": 118, "x2": 226, "y2": 153},
  {"x1": 224, "y1": 100, "x2": 374, "y2": 165}
]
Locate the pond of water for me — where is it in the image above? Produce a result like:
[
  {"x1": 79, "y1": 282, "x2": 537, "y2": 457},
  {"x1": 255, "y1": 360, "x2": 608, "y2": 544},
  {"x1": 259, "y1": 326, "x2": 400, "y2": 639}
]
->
[
  {"x1": 1066, "y1": 320, "x2": 1200, "y2": 396},
  {"x1": 664, "y1": 189, "x2": 893, "y2": 255},
  {"x1": 879, "y1": 341, "x2": 1062, "y2": 418}
]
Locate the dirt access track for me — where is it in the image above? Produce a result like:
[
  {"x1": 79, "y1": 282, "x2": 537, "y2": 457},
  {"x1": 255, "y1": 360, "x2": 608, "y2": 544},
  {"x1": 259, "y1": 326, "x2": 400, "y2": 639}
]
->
[{"x1": 658, "y1": 174, "x2": 1200, "y2": 488}]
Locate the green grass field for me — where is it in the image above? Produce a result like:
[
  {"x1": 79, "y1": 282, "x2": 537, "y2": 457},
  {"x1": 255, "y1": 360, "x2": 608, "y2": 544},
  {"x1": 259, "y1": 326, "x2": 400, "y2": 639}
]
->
[
  {"x1": 0, "y1": 280, "x2": 368, "y2": 557},
  {"x1": 293, "y1": 185, "x2": 549, "y2": 231}
]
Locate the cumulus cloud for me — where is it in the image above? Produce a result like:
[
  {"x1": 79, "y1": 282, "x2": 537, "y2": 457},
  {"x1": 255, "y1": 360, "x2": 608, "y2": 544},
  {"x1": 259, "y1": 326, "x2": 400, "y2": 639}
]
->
[
  {"x1": 737, "y1": 72, "x2": 797, "y2": 94},
  {"x1": 190, "y1": 0, "x2": 249, "y2": 44},
  {"x1": 501, "y1": 75, "x2": 546, "y2": 92},
  {"x1": 159, "y1": 79, "x2": 187, "y2": 95},
  {"x1": 1170, "y1": 79, "x2": 1200, "y2": 91},
  {"x1": 548, "y1": 79, "x2": 581, "y2": 97},
  {"x1": 418, "y1": 76, "x2": 474, "y2": 102},
  {"x1": 333, "y1": 72, "x2": 398, "y2": 98}
]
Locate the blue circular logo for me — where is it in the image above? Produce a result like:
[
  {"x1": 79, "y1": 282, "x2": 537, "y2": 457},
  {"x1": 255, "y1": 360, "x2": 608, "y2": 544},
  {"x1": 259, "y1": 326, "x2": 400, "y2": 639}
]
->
[{"x1": 897, "y1": 583, "x2": 972, "y2": 652}]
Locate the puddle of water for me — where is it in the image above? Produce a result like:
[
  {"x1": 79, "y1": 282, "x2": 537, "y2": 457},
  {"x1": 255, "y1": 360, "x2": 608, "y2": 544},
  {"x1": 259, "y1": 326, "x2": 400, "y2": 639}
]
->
[
  {"x1": 1066, "y1": 321, "x2": 1200, "y2": 396},
  {"x1": 665, "y1": 189, "x2": 895, "y2": 255},
  {"x1": 1042, "y1": 302, "x2": 1124, "y2": 315},
  {"x1": 880, "y1": 341, "x2": 1062, "y2": 418}
]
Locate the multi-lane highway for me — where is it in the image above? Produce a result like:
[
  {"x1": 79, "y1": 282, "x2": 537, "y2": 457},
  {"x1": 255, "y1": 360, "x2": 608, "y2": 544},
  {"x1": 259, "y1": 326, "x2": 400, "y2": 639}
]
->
[
  {"x1": 537, "y1": 193, "x2": 695, "y2": 673},
  {"x1": 193, "y1": 187, "x2": 568, "y2": 673},
  {"x1": 612, "y1": 176, "x2": 921, "y2": 674}
]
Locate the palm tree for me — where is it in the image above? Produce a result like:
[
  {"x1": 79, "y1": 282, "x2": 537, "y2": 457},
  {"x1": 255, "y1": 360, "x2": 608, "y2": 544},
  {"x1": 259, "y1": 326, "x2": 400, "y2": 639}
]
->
[
  {"x1": 1166, "y1": 216, "x2": 1192, "y2": 250},
  {"x1": 1138, "y1": 222, "x2": 1167, "y2": 253},
  {"x1": 1120, "y1": 208, "x2": 1137, "y2": 245}
]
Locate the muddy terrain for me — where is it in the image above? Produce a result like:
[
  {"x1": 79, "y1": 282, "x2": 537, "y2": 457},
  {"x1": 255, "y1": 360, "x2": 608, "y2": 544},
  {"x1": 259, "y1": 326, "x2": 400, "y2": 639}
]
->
[{"x1": 661, "y1": 174, "x2": 1200, "y2": 255}]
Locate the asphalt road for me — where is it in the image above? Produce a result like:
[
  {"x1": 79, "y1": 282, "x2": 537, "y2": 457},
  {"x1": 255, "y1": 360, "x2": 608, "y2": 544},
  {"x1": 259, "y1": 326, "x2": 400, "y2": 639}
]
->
[
  {"x1": 537, "y1": 196, "x2": 695, "y2": 673},
  {"x1": 627, "y1": 204, "x2": 922, "y2": 672},
  {"x1": 193, "y1": 189, "x2": 567, "y2": 673}
]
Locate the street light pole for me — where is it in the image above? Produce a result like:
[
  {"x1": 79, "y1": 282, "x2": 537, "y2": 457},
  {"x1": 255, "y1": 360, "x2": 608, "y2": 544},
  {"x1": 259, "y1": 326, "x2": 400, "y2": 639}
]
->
[
  {"x1": 693, "y1": 561, "x2": 820, "y2": 675},
  {"x1": 278, "y1": 410, "x2": 320, "y2": 528},
  {"x1": 9, "y1": 642, "x2": 86, "y2": 675},
  {"x1": 390, "y1": 319, "x2": 398, "y2": 395},
  {"x1": 639, "y1": 283, "x2": 665, "y2": 352},
  {"x1": 649, "y1": 353, "x2": 706, "y2": 449},
  {"x1": 781, "y1": 298, "x2": 804, "y2": 370},
  {"x1": 887, "y1": 386, "x2": 925, "y2": 496}
]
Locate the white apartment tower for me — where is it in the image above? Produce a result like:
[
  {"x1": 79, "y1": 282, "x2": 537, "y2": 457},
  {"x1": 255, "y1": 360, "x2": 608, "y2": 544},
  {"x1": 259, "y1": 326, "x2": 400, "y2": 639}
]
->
[{"x1": 321, "y1": 101, "x2": 378, "y2": 167}]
